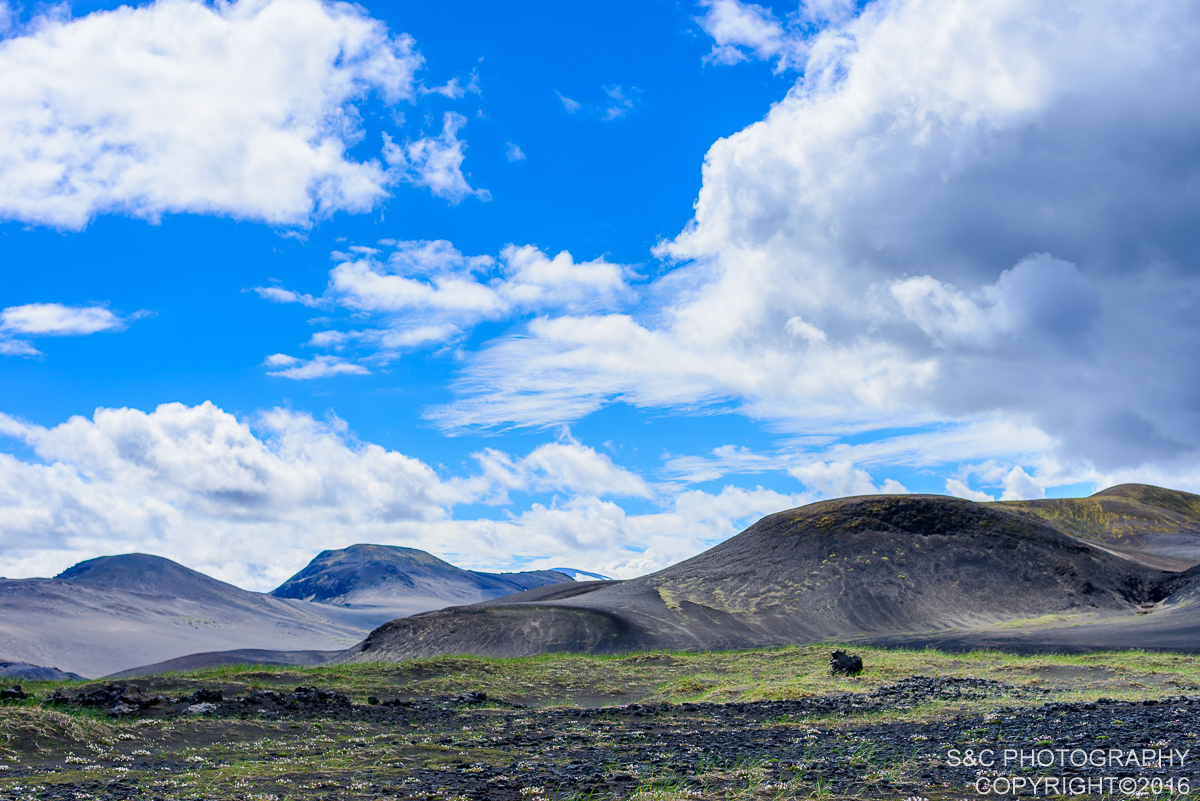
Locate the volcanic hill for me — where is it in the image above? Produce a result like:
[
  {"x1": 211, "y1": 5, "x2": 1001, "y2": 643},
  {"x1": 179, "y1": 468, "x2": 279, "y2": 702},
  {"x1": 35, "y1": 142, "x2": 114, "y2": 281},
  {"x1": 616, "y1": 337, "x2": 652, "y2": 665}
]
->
[
  {"x1": 339, "y1": 489, "x2": 1200, "y2": 663},
  {"x1": 270, "y1": 543, "x2": 571, "y2": 616}
]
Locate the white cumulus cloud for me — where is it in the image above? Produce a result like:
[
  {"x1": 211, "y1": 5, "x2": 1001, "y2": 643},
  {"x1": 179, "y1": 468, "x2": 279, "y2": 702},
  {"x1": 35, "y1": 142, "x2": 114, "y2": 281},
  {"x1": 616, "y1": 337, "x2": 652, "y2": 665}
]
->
[
  {"x1": 696, "y1": 0, "x2": 791, "y2": 67},
  {"x1": 693, "y1": 0, "x2": 855, "y2": 71},
  {"x1": 471, "y1": 434, "x2": 653, "y2": 502},
  {"x1": 0, "y1": 401, "x2": 817, "y2": 588},
  {"x1": 258, "y1": 239, "x2": 634, "y2": 376},
  {"x1": 890, "y1": 254, "x2": 1099, "y2": 350},
  {"x1": 426, "y1": 0, "x2": 1200, "y2": 488},
  {"x1": 0, "y1": 402, "x2": 465, "y2": 586},
  {"x1": 0, "y1": 0, "x2": 446, "y2": 228},
  {"x1": 944, "y1": 479, "x2": 995, "y2": 503}
]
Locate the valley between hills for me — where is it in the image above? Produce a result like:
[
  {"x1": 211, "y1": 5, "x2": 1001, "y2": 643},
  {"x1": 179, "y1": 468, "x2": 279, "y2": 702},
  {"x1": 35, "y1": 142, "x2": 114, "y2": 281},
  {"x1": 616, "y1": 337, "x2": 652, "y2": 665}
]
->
[{"x1": 3, "y1": 484, "x2": 1200, "y2": 800}]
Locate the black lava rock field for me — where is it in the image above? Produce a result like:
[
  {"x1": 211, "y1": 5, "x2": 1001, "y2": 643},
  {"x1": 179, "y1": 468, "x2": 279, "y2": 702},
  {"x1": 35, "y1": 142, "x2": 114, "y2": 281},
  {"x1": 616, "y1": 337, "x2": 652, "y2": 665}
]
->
[{"x1": 3, "y1": 675, "x2": 1198, "y2": 800}]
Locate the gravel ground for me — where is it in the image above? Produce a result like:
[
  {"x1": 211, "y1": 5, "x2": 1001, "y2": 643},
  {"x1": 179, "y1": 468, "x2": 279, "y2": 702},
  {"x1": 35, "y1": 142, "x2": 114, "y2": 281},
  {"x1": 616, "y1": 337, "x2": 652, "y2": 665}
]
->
[{"x1": 2, "y1": 676, "x2": 1198, "y2": 800}]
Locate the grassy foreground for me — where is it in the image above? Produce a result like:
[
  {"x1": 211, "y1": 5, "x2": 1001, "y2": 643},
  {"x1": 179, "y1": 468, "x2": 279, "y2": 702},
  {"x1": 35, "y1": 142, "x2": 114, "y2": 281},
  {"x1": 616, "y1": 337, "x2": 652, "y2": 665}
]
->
[
  {"x1": 2, "y1": 644, "x2": 1199, "y2": 800},
  {"x1": 8, "y1": 643, "x2": 1198, "y2": 709}
]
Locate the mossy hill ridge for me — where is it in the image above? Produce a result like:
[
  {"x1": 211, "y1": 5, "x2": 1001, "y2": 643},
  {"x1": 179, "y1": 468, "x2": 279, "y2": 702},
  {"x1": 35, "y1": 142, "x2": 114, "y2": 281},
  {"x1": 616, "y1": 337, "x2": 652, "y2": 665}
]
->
[{"x1": 996, "y1": 483, "x2": 1200, "y2": 569}]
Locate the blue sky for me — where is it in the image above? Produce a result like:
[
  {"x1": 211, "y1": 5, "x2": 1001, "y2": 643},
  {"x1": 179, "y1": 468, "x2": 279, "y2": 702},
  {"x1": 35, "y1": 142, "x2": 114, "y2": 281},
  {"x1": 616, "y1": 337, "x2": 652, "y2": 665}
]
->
[{"x1": 2, "y1": 0, "x2": 1199, "y2": 589}]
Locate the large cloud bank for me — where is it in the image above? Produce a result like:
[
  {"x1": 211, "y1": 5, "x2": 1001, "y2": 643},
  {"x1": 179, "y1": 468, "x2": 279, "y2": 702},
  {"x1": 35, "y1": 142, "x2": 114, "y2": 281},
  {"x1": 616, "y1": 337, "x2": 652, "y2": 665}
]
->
[
  {"x1": 0, "y1": 0, "x2": 480, "y2": 228},
  {"x1": 415, "y1": 0, "x2": 1200, "y2": 494},
  {"x1": 0, "y1": 402, "x2": 808, "y2": 588},
  {"x1": 6, "y1": 0, "x2": 1200, "y2": 587}
]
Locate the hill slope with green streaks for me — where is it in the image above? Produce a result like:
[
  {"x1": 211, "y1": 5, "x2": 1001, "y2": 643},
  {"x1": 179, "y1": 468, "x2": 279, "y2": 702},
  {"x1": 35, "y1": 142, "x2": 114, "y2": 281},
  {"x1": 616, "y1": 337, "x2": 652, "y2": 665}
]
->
[{"x1": 996, "y1": 483, "x2": 1200, "y2": 569}]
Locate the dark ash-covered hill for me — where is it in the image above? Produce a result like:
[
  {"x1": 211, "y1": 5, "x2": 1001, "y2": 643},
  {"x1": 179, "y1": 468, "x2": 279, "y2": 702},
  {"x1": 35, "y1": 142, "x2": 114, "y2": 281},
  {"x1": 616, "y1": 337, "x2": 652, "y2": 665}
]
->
[
  {"x1": 338, "y1": 494, "x2": 1180, "y2": 663},
  {"x1": 106, "y1": 647, "x2": 340, "y2": 678}
]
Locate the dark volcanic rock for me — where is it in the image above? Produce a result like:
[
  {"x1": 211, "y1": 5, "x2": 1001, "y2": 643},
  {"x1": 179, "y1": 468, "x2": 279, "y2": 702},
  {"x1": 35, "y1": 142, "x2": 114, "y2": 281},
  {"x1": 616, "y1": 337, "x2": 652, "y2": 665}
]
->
[
  {"x1": 354, "y1": 603, "x2": 628, "y2": 660},
  {"x1": 186, "y1": 688, "x2": 223, "y2": 704},
  {"x1": 38, "y1": 681, "x2": 362, "y2": 721},
  {"x1": 0, "y1": 685, "x2": 28, "y2": 700},
  {"x1": 830, "y1": 650, "x2": 863, "y2": 676},
  {"x1": 291, "y1": 685, "x2": 350, "y2": 707},
  {"x1": 24, "y1": 676, "x2": 1195, "y2": 801},
  {"x1": 42, "y1": 682, "x2": 163, "y2": 716}
]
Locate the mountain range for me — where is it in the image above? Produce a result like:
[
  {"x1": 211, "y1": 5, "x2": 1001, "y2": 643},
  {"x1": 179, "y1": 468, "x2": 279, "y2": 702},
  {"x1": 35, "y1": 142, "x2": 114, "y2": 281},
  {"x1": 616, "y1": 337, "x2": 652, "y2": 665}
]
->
[
  {"x1": 0, "y1": 546, "x2": 575, "y2": 677},
  {"x1": 5, "y1": 483, "x2": 1200, "y2": 678}
]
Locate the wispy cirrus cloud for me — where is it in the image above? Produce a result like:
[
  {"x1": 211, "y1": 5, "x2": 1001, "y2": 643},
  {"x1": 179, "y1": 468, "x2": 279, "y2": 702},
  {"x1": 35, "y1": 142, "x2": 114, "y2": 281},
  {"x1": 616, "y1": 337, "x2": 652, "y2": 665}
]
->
[
  {"x1": 418, "y1": 71, "x2": 480, "y2": 99},
  {"x1": 264, "y1": 354, "x2": 370, "y2": 380},
  {"x1": 553, "y1": 86, "x2": 638, "y2": 120},
  {"x1": 556, "y1": 91, "x2": 581, "y2": 113},
  {"x1": 251, "y1": 285, "x2": 321, "y2": 308},
  {"x1": 602, "y1": 85, "x2": 636, "y2": 120}
]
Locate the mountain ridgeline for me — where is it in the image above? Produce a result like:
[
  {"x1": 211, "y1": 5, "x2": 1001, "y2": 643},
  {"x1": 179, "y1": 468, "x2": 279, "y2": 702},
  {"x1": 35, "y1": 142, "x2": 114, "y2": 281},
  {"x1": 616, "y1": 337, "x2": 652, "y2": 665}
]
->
[
  {"x1": 996, "y1": 484, "x2": 1200, "y2": 570},
  {"x1": 269, "y1": 544, "x2": 572, "y2": 612},
  {"x1": 0, "y1": 546, "x2": 578, "y2": 677},
  {"x1": 338, "y1": 485, "x2": 1200, "y2": 663},
  {"x1": 57, "y1": 553, "x2": 259, "y2": 602},
  {"x1": 0, "y1": 554, "x2": 371, "y2": 678},
  {"x1": 7, "y1": 483, "x2": 1200, "y2": 679}
]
